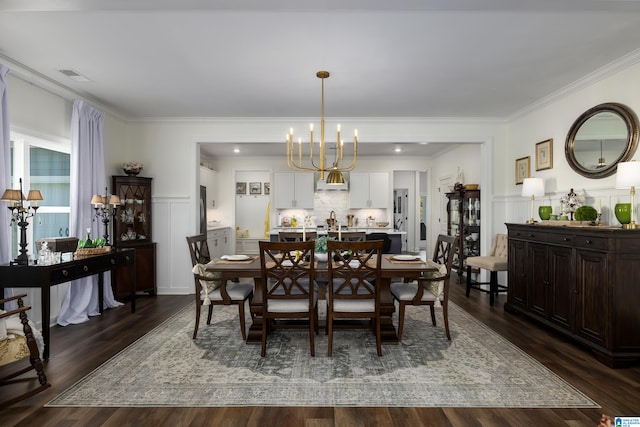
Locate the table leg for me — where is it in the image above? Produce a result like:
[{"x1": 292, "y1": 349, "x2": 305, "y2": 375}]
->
[
  {"x1": 246, "y1": 277, "x2": 263, "y2": 344},
  {"x1": 379, "y1": 277, "x2": 399, "y2": 343},
  {"x1": 129, "y1": 252, "x2": 136, "y2": 313},
  {"x1": 42, "y1": 285, "x2": 51, "y2": 360},
  {"x1": 98, "y1": 272, "x2": 104, "y2": 315}
]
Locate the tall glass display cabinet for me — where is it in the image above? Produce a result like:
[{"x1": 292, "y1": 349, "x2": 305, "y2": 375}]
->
[
  {"x1": 446, "y1": 189, "x2": 480, "y2": 282},
  {"x1": 111, "y1": 175, "x2": 157, "y2": 299}
]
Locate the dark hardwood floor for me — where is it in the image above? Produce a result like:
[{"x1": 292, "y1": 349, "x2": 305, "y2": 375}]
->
[{"x1": 1, "y1": 282, "x2": 638, "y2": 427}]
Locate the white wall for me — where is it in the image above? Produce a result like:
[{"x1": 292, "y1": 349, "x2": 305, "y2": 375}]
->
[{"x1": 7, "y1": 57, "x2": 640, "y2": 315}]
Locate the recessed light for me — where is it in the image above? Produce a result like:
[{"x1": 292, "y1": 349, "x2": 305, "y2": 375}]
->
[
  {"x1": 233, "y1": 148, "x2": 240, "y2": 153},
  {"x1": 394, "y1": 147, "x2": 402, "y2": 153}
]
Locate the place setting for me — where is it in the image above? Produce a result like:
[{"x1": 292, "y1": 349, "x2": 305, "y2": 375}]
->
[{"x1": 387, "y1": 254, "x2": 426, "y2": 264}]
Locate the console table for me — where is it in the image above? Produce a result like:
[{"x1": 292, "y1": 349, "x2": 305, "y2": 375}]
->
[
  {"x1": 0, "y1": 248, "x2": 136, "y2": 359},
  {"x1": 506, "y1": 223, "x2": 640, "y2": 367}
]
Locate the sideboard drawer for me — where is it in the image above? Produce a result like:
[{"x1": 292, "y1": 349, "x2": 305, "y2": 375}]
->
[{"x1": 574, "y1": 235, "x2": 609, "y2": 251}]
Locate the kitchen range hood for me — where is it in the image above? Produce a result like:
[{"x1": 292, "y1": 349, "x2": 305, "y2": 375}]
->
[{"x1": 315, "y1": 172, "x2": 349, "y2": 191}]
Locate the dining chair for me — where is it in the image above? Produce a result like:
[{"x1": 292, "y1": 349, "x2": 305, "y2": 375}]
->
[
  {"x1": 278, "y1": 231, "x2": 317, "y2": 242},
  {"x1": 390, "y1": 234, "x2": 458, "y2": 341},
  {"x1": 465, "y1": 233, "x2": 508, "y2": 306},
  {"x1": 0, "y1": 294, "x2": 50, "y2": 408},
  {"x1": 258, "y1": 240, "x2": 317, "y2": 357},
  {"x1": 327, "y1": 231, "x2": 366, "y2": 242},
  {"x1": 186, "y1": 234, "x2": 253, "y2": 340},
  {"x1": 365, "y1": 232, "x2": 392, "y2": 253},
  {"x1": 326, "y1": 239, "x2": 384, "y2": 356}
]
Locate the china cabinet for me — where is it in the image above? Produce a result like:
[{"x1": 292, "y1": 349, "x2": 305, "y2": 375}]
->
[
  {"x1": 111, "y1": 175, "x2": 156, "y2": 299},
  {"x1": 349, "y1": 172, "x2": 389, "y2": 208},
  {"x1": 273, "y1": 172, "x2": 314, "y2": 209},
  {"x1": 446, "y1": 189, "x2": 480, "y2": 281},
  {"x1": 506, "y1": 223, "x2": 640, "y2": 367}
]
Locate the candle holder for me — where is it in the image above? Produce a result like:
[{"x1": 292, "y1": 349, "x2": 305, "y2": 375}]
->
[
  {"x1": 1, "y1": 178, "x2": 43, "y2": 266},
  {"x1": 91, "y1": 187, "x2": 121, "y2": 245}
]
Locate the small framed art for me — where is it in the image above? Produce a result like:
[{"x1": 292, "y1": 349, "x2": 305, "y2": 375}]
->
[
  {"x1": 515, "y1": 156, "x2": 530, "y2": 185},
  {"x1": 536, "y1": 138, "x2": 553, "y2": 171},
  {"x1": 264, "y1": 182, "x2": 270, "y2": 195},
  {"x1": 249, "y1": 182, "x2": 262, "y2": 195},
  {"x1": 236, "y1": 182, "x2": 247, "y2": 195}
]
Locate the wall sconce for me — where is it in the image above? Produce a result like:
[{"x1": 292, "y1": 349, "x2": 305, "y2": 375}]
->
[
  {"x1": 1, "y1": 178, "x2": 43, "y2": 265},
  {"x1": 522, "y1": 177, "x2": 545, "y2": 224},
  {"x1": 91, "y1": 187, "x2": 120, "y2": 245},
  {"x1": 615, "y1": 161, "x2": 640, "y2": 229}
]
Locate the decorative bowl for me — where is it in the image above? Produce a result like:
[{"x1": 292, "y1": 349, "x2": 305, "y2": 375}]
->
[
  {"x1": 122, "y1": 162, "x2": 143, "y2": 176},
  {"x1": 464, "y1": 184, "x2": 479, "y2": 190},
  {"x1": 376, "y1": 222, "x2": 389, "y2": 227},
  {"x1": 315, "y1": 253, "x2": 328, "y2": 262}
]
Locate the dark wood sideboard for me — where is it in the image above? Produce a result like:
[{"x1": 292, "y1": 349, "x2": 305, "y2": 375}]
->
[{"x1": 506, "y1": 223, "x2": 640, "y2": 368}]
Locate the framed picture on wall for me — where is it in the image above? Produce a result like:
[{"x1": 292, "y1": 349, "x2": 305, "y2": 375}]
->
[
  {"x1": 249, "y1": 182, "x2": 262, "y2": 195},
  {"x1": 236, "y1": 182, "x2": 247, "y2": 195},
  {"x1": 536, "y1": 138, "x2": 553, "y2": 171},
  {"x1": 264, "y1": 182, "x2": 270, "y2": 195},
  {"x1": 515, "y1": 156, "x2": 530, "y2": 185}
]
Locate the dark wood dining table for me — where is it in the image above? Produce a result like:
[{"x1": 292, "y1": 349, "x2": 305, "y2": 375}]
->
[{"x1": 206, "y1": 256, "x2": 435, "y2": 344}]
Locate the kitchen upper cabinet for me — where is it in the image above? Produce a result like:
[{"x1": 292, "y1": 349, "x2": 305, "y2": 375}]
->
[
  {"x1": 349, "y1": 172, "x2": 389, "y2": 208},
  {"x1": 199, "y1": 166, "x2": 217, "y2": 208},
  {"x1": 273, "y1": 172, "x2": 314, "y2": 209}
]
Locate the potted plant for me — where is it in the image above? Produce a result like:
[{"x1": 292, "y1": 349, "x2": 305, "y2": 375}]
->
[{"x1": 314, "y1": 235, "x2": 335, "y2": 262}]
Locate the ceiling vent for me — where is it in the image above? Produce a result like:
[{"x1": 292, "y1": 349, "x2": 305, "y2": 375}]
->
[{"x1": 58, "y1": 68, "x2": 91, "y2": 82}]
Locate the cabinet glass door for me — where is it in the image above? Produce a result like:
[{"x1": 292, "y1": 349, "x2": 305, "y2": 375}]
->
[{"x1": 463, "y1": 196, "x2": 480, "y2": 258}]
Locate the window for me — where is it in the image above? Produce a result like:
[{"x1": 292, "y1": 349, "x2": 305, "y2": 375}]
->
[{"x1": 9, "y1": 132, "x2": 70, "y2": 260}]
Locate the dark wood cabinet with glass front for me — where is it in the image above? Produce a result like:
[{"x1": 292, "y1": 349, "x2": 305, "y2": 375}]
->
[
  {"x1": 446, "y1": 189, "x2": 480, "y2": 282},
  {"x1": 111, "y1": 175, "x2": 156, "y2": 299}
]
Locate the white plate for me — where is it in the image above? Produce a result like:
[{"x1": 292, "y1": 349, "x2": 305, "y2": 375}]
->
[
  {"x1": 391, "y1": 255, "x2": 420, "y2": 261},
  {"x1": 224, "y1": 254, "x2": 251, "y2": 261}
]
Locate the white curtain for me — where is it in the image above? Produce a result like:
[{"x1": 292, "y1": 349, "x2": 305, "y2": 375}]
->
[
  {"x1": 0, "y1": 65, "x2": 12, "y2": 289},
  {"x1": 57, "y1": 100, "x2": 122, "y2": 326}
]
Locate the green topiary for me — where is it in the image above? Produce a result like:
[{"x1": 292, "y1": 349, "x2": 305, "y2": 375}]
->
[{"x1": 574, "y1": 205, "x2": 598, "y2": 221}]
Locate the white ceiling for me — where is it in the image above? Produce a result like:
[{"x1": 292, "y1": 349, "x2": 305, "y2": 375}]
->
[{"x1": 2, "y1": 0, "x2": 640, "y2": 158}]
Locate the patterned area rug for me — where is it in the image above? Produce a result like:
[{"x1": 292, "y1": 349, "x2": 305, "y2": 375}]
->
[{"x1": 47, "y1": 303, "x2": 599, "y2": 408}]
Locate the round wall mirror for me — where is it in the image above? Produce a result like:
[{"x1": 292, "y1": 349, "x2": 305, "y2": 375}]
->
[{"x1": 565, "y1": 102, "x2": 639, "y2": 178}]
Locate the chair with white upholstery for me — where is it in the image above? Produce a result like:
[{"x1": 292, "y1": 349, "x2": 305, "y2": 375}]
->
[
  {"x1": 0, "y1": 294, "x2": 50, "y2": 408},
  {"x1": 390, "y1": 234, "x2": 458, "y2": 341},
  {"x1": 186, "y1": 234, "x2": 254, "y2": 340},
  {"x1": 326, "y1": 239, "x2": 384, "y2": 356},
  {"x1": 258, "y1": 240, "x2": 317, "y2": 357},
  {"x1": 465, "y1": 233, "x2": 508, "y2": 306}
]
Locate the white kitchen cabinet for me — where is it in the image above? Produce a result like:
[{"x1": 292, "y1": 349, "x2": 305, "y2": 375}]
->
[
  {"x1": 273, "y1": 172, "x2": 315, "y2": 208},
  {"x1": 349, "y1": 172, "x2": 389, "y2": 208},
  {"x1": 207, "y1": 227, "x2": 231, "y2": 259},
  {"x1": 199, "y1": 166, "x2": 217, "y2": 208}
]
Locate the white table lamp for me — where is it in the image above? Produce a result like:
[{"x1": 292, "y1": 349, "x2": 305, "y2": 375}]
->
[
  {"x1": 615, "y1": 161, "x2": 640, "y2": 229},
  {"x1": 522, "y1": 177, "x2": 545, "y2": 224}
]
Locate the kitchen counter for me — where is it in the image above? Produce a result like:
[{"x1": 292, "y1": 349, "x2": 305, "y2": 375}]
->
[{"x1": 269, "y1": 227, "x2": 406, "y2": 235}]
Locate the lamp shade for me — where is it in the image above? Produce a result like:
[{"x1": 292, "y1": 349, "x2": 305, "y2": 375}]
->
[
  {"x1": 27, "y1": 190, "x2": 43, "y2": 202},
  {"x1": 109, "y1": 195, "x2": 121, "y2": 206},
  {"x1": 1, "y1": 189, "x2": 23, "y2": 202},
  {"x1": 91, "y1": 195, "x2": 106, "y2": 206},
  {"x1": 522, "y1": 177, "x2": 545, "y2": 197},
  {"x1": 615, "y1": 161, "x2": 640, "y2": 189}
]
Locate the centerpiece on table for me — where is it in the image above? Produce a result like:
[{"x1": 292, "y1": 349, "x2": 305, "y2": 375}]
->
[{"x1": 314, "y1": 235, "x2": 335, "y2": 262}]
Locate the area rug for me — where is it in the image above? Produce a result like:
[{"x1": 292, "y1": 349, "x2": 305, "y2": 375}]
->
[{"x1": 47, "y1": 303, "x2": 599, "y2": 408}]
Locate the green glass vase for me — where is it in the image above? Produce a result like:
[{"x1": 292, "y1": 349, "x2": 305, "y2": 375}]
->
[
  {"x1": 538, "y1": 206, "x2": 552, "y2": 221},
  {"x1": 614, "y1": 203, "x2": 631, "y2": 225}
]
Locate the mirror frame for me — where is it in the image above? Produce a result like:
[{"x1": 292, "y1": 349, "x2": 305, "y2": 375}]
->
[{"x1": 565, "y1": 102, "x2": 639, "y2": 178}]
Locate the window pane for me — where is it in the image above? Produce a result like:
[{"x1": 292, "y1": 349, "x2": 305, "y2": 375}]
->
[{"x1": 30, "y1": 146, "x2": 70, "y2": 206}]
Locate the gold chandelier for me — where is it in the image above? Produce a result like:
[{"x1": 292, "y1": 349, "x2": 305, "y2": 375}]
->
[{"x1": 286, "y1": 70, "x2": 358, "y2": 184}]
